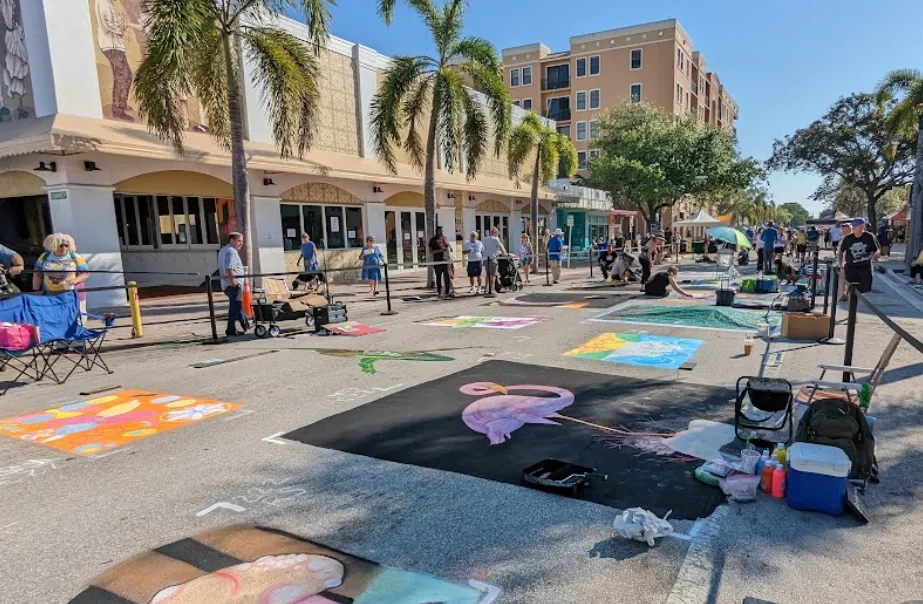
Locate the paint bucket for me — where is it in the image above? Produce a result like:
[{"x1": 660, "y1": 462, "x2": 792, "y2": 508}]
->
[
  {"x1": 740, "y1": 449, "x2": 761, "y2": 474},
  {"x1": 757, "y1": 323, "x2": 769, "y2": 338}
]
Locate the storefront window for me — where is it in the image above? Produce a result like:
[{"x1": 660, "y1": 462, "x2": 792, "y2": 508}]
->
[
  {"x1": 115, "y1": 194, "x2": 220, "y2": 250},
  {"x1": 186, "y1": 197, "x2": 202, "y2": 244},
  {"x1": 326, "y1": 206, "x2": 345, "y2": 249},
  {"x1": 137, "y1": 196, "x2": 153, "y2": 246},
  {"x1": 114, "y1": 198, "x2": 125, "y2": 246},
  {"x1": 345, "y1": 207, "x2": 363, "y2": 248},
  {"x1": 124, "y1": 196, "x2": 139, "y2": 246},
  {"x1": 203, "y1": 198, "x2": 219, "y2": 245},
  {"x1": 157, "y1": 196, "x2": 173, "y2": 245},
  {"x1": 280, "y1": 204, "x2": 301, "y2": 251},
  {"x1": 302, "y1": 205, "x2": 324, "y2": 248}
]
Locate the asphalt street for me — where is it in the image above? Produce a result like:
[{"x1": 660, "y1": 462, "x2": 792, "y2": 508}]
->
[{"x1": 1, "y1": 261, "x2": 922, "y2": 603}]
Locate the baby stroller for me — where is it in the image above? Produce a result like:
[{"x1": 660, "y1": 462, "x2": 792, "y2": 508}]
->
[{"x1": 496, "y1": 256, "x2": 524, "y2": 292}]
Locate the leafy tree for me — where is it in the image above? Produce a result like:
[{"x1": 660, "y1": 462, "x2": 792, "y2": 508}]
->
[
  {"x1": 878, "y1": 187, "x2": 909, "y2": 216},
  {"x1": 768, "y1": 93, "x2": 916, "y2": 232},
  {"x1": 372, "y1": 0, "x2": 511, "y2": 284},
  {"x1": 875, "y1": 69, "x2": 923, "y2": 260},
  {"x1": 586, "y1": 102, "x2": 760, "y2": 227},
  {"x1": 778, "y1": 202, "x2": 811, "y2": 227},
  {"x1": 135, "y1": 0, "x2": 337, "y2": 265},
  {"x1": 507, "y1": 112, "x2": 577, "y2": 245},
  {"x1": 820, "y1": 179, "x2": 907, "y2": 218}
]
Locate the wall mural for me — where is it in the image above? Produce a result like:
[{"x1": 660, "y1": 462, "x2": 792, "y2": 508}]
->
[
  {"x1": 89, "y1": 0, "x2": 207, "y2": 128},
  {"x1": 565, "y1": 333, "x2": 703, "y2": 370},
  {"x1": 0, "y1": 391, "x2": 243, "y2": 456},
  {"x1": 69, "y1": 526, "x2": 499, "y2": 603},
  {"x1": 0, "y1": 0, "x2": 33, "y2": 121}
]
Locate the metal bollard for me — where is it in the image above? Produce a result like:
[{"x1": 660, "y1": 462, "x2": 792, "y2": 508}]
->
[
  {"x1": 543, "y1": 251, "x2": 551, "y2": 287},
  {"x1": 822, "y1": 260, "x2": 832, "y2": 315},
  {"x1": 809, "y1": 252, "x2": 819, "y2": 310},
  {"x1": 205, "y1": 275, "x2": 219, "y2": 344},
  {"x1": 842, "y1": 285, "x2": 859, "y2": 380},
  {"x1": 126, "y1": 280, "x2": 143, "y2": 338},
  {"x1": 819, "y1": 267, "x2": 844, "y2": 345},
  {"x1": 381, "y1": 263, "x2": 398, "y2": 316},
  {"x1": 589, "y1": 250, "x2": 594, "y2": 278}
]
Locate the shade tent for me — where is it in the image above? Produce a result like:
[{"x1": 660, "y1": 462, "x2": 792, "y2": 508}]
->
[
  {"x1": 807, "y1": 211, "x2": 851, "y2": 226},
  {"x1": 672, "y1": 209, "x2": 725, "y2": 228}
]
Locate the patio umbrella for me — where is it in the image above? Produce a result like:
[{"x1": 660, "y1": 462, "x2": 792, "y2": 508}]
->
[{"x1": 706, "y1": 226, "x2": 752, "y2": 249}]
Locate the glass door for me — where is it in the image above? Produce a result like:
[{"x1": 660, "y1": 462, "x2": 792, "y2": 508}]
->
[
  {"x1": 385, "y1": 211, "x2": 397, "y2": 268},
  {"x1": 400, "y1": 211, "x2": 413, "y2": 269},
  {"x1": 415, "y1": 211, "x2": 426, "y2": 266}
]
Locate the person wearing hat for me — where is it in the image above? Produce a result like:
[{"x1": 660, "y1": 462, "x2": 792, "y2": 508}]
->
[
  {"x1": 760, "y1": 221, "x2": 778, "y2": 273},
  {"x1": 428, "y1": 226, "x2": 452, "y2": 299},
  {"x1": 547, "y1": 228, "x2": 566, "y2": 283},
  {"x1": 838, "y1": 218, "x2": 880, "y2": 300}
]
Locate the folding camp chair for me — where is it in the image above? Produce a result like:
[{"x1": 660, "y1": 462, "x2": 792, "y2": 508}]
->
[
  {"x1": 713, "y1": 246, "x2": 739, "y2": 280},
  {"x1": 735, "y1": 376, "x2": 794, "y2": 443},
  {"x1": 23, "y1": 292, "x2": 112, "y2": 385},
  {"x1": 800, "y1": 332, "x2": 901, "y2": 407},
  {"x1": 0, "y1": 295, "x2": 47, "y2": 396}
]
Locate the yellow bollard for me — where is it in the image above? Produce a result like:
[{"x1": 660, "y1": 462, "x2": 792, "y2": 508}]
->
[{"x1": 127, "y1": 281, "x2": 143, "y2": 338}]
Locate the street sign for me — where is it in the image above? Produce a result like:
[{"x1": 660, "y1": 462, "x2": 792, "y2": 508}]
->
[{"x1": 566, "y1": 215, "x2": 575, "y2": 227}]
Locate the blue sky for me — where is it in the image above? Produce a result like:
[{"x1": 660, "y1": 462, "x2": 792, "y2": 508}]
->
[{"x1": 301, "y1": 0, "x2": 923, "y2": 216}]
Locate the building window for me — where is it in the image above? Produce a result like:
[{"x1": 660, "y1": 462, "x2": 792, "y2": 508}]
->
[
  {"x1": 630, "y1": 83, "x2": 642, "y2": 103},
  {"x1": 522, "y1": 98, "x2": 532, "y2": 110},
  {"x1": 576, "y1": 90, "x2": 587, "y2": 111},
  {"x1": 546, "y1": 96, "x2": 570, "y2": 121},
  {"x1": 588, "y1": 149, "x2": 600, "y2": 160},
  {"x1": 280, "y1": 203, "x2": 364, "y2": 251},
  {"x1": 589, "y1": 89, "x2": 600, "y2": 109},
  {"x1": 630, "y1": 48, "x2": 642, "y2": 70},
  {"x1": 576, "y1": 57, "x2": 586, "y2": 78},
  {"x1": 522, "y1": 66, "x2": 532, "y2": 86},
  {"x1": 685, "y1": 92, "x2": 690, "y2": 108},
  {"x1": 676, "y1": 84, "x2": 683, "y2": 104},
  {"x1": 577, "y1": 151, "x2": 587, "y2": 169},
  {"x1": 510, "y1": 68, "x2": 520, "y2": 87},
  {"x1": 512, "y1": 100, "x2": 521, "y2": 107},
  {"x1": 545, "y1": 64, "x2": 569, "y2": 89},
  {"x1": 589, "y1": 55, "x2": 600, "y2": 75},
  {"x1": 114, "y1": 194, "x2": 219, "y2": 249},
  {"x1": 557, "y1": 125, "x2": 570, "y2": 139},
  {"x1": 589, "y1": 120, "x2": 598, "y2": 140},
  {"x1": 677, "y1": 48, "x2": 683, "y2": 71},
  {"x1": 576, "y1": 121, "x2": 587, "y2": 141}
]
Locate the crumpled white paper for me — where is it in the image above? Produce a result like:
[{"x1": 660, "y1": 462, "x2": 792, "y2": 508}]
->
[{"x1": 612, "y1": 507, "x2": 674, "y2": 546}]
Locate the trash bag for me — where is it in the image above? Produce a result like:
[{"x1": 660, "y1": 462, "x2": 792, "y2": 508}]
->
[{"x1": 612, "y1": 507, "x2": 674, "y2": 546}]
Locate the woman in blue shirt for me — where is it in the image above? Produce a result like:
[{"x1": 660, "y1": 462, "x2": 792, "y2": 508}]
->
[
  {"x1": 299, "y1": 233, "x2": 318, "y2": 271},
  {"x1": 359, "y1": 236, "x2": 384, "y2": 295}
]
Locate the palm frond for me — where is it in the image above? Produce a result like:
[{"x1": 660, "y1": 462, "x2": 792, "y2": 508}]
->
[
  {"x1": 449, "y1": 37, "x2": 501, "y2": 73},
  {"x1": 539, "y1": 136, "x2": 558, "y2": 184},
  {"x1": 134, "y1": 0, "x2": 215, "y2": 152},
  {"x1": 435, "y1": 68, "x2": 466, "y2": 173},
  {"x1": 402, "y1": 74, "x2": 434, "y2": 171},
  {"x1": 507, "y1": 117, "x2": 538, "y2": 180},
  {"x1": 189, "y1": 25, "x2": 231, "y2": 148},
  {"x1": 459, "y1": 87, "x2": 488, "y2": 179},
  {"x1": 242, "y1": 25, "x2": 321, "y2": 159},
  {"x1": 435, "y1": 0, "x2": 466, "y2": 58},
  {"x1": 371, "y1": 56, "x2": 430, "y2": 173},
  {"x1": 453, "y1": 49, "x2": 510, "y2": 156}
]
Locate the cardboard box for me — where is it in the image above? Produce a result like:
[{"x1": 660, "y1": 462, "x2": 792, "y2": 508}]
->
[{"x1": 782, "y1": 312, "x2": 831, "y2": 340}]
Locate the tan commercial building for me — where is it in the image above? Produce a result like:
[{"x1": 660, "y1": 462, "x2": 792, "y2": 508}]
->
[{"x1": 501, "y1": 18, "x2": 739, "y2": 174}]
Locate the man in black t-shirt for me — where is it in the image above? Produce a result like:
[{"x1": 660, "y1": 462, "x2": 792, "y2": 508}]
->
[{"x1": 838, "y1": 218, "x2": 880, "y2": 299}]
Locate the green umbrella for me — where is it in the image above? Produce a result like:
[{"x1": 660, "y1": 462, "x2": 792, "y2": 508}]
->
[{"x1": 706, "y1": 226, "x2": 752, "y2": 249}]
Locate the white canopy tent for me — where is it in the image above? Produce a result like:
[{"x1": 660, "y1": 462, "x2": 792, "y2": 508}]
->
[{"x1": 672, "y1": 209, "x2": 725, "y2": 228}]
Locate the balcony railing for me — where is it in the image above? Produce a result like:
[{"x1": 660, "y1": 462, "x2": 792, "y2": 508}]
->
[
  {"x1": 541, "y1": 78, "x2": 570, "y2": 91},
  {"x1": 544, "y1": 109, "x2": 571, "y2": 122}
]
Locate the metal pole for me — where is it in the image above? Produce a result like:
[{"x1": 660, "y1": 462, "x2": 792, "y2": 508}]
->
[
  {"x1": 543, "y1": 249, "x2": 552, "y2": 287},
  {"x1": 567, "y1": 226, "x2": 573, "y2": 270},
  {"x1": 822, "y1": 260, "x2": 832, "y2": 316},
  {"x1": 589, "y1": 244, "x2": 594, "y2": 278},
  {"x1": 205, "y1": 275, "x2": 219, "y2": 344},
  {"x1": 819, "y1": 267, "x2": 844, "y2": 345},
  {"x1": 809, "y1": 250, "x2": 819, "y2": 310},
  {"x1": 126, "y1": 280, "x2": 143, "y2": 338},
  {"x1": 842, "y1": 284, "x2": 859, "y2": 380},
  {"x1": 381, "y1": 263, "x2": 398, "y2": 315}
]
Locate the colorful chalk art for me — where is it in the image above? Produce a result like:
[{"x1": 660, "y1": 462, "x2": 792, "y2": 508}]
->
[
  {"x1": 566, "y1": 333, "x2": 703, "y2": 370},
  {"x1": 70, "y1": 526, "x2": 498, "y2": 603},
  {"x1": 0, "y1": 391, "x2": 243, "y2": 456},
  {"x1": 425, "y1": 315, "x2": 546, "y2": 330}
]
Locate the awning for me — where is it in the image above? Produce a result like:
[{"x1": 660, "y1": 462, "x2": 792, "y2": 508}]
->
[
  {"x1": 0, "y1": 114, "x2": 556, "y2": 200},
  {"x1": 609, "y1": 209, "x2": 638, "y2": 217}
]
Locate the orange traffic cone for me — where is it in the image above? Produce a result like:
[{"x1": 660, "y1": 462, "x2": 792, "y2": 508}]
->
[{"x1": 241, "y1": 276, "x2": 253, "y2": 319}]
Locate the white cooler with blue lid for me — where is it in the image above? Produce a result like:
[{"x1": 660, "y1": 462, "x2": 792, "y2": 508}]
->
[{"x1": 787, "y1": 442, "x2": 851, "y2": 515}]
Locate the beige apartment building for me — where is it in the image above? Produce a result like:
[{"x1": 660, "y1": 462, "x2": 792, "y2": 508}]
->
[{"x1": 501, "y1": 18, "x2": 739, "y2": 174}]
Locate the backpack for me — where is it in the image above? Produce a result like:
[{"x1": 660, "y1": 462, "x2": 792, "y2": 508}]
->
[{"x1": 795, "y1": 398, "x2": 877, "y2": 481}]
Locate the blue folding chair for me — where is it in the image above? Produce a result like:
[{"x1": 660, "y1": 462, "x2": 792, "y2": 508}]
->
[
  {"x1": 23, "y1": 292, "x2": 112, "y2": 385},
  {"x1": 0, "y1": 295, "x2": 47, "y2": 396}
]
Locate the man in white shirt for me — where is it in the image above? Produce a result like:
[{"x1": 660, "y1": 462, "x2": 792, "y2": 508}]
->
[
  {"x1": 462, "y1": 231, "x2": 485, "y2": 294},
  {"x1": 218, "y1": 232, "x2": 249, "y2": 336}
]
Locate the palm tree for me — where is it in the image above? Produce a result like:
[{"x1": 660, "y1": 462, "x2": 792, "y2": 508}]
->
[
  {"x1": 134, "y1": 0, "x2": 335, "y2": 266},
  {"x1": 876, "y1": 69, "x2": 923, "y2": 264},
  {"x1": 507, "y1": 112, "x2": 577, "y2": 246},
  {"x1": 371, "y1": 0, "x2": 511, "y2": 283}
]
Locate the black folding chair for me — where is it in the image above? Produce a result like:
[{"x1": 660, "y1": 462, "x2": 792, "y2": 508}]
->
[
  {"x1": 0, "y1": 346, "x2": 47, "y2": 395},
  {"x1": 735, "y1": 376, "x2": 794, "y2": 443}
]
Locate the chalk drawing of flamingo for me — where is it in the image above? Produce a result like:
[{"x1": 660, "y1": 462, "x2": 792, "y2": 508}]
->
[
  {"x1": 460, "y1": 382, "x2": 576, "y2": 445},
  {"x1": 460, "y1": 381, "x2": 668, "y2": 446}
]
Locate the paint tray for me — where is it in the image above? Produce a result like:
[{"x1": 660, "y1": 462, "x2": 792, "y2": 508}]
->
[{"x1": 521, "y1": 459, "x2": 608, "y2": 495}]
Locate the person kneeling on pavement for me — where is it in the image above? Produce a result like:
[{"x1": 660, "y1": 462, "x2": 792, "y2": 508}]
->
[
  {"x1": 642, "y1": 265, "x2": 694, "y2": 299},
  {"x1": 609, "y1": 252, "x2": 639, "y2": 285}
]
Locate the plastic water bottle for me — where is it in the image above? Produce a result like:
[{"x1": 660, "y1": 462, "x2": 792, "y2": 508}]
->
[
  {"x1": 755, "y1": 450, "x2": 770, "y2": 476},
  {"x1": 860, "y1": 383, "x2": 872, "y2": 411}
]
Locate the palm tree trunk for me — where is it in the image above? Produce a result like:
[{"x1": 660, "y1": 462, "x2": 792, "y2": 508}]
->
[
  {"x1": 224, "y1": 31, "x2": 252, "y2": 268},
  {"x1": 908, "y1": 114, "x2": 923, "y2": 269},
  {"x1": 423, "y1": 103, "x2": 439, "y2": 289},
  {"x1": 530, "y1": 145, "x2": 542, "y2": 255}
]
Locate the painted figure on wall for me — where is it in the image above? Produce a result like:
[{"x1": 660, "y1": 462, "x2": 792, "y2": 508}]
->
[
  {"x1": 0, "y1": 0, "x2": 31, "y2": 120},
  {"x1": 95, "y1": 0, "x2": 134, "y2": 120}
]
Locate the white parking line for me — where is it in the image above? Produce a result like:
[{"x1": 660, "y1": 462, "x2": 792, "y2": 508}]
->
[{"x1": 261, "y1": 432, "x2": 288, "y2": 445}]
